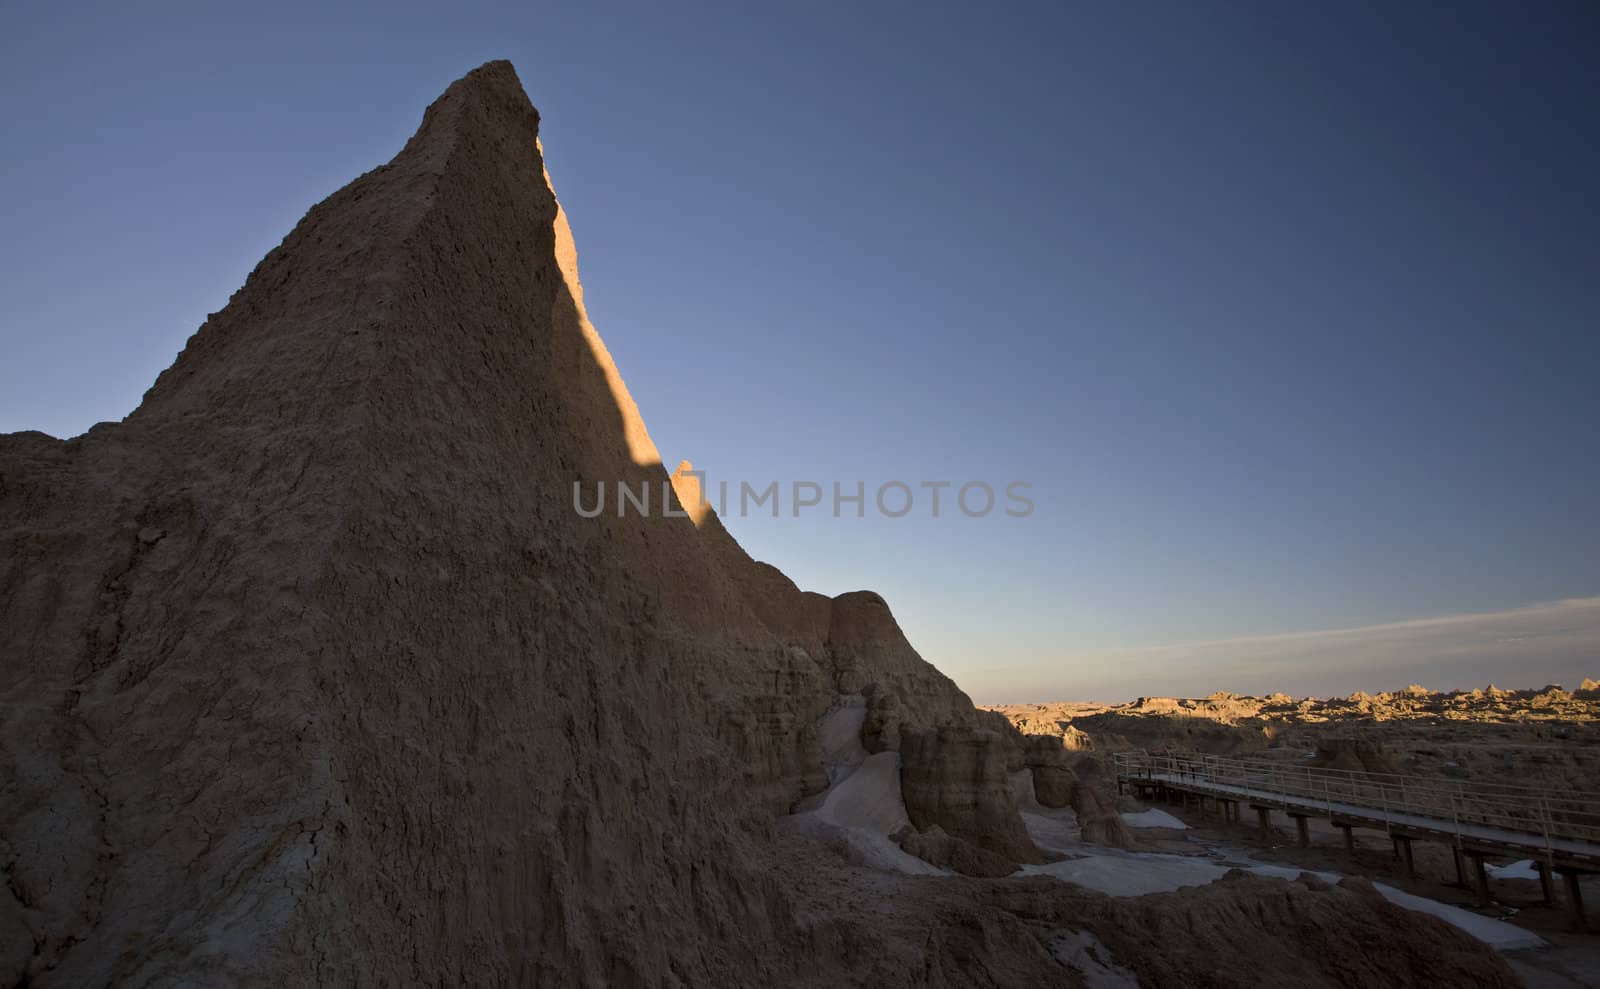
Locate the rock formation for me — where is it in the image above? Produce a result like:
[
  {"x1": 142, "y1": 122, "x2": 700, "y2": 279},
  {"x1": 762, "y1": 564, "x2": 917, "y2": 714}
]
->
[
  {"x1": 0, "y1": 61, "x2": 1523, "y2": 986},
  {"x1": 990, "y1": 683, "x2": 1600, "y2": 795},
  {"x1": 899, "y1": 727, "x2": 1041, "y2": 866}
]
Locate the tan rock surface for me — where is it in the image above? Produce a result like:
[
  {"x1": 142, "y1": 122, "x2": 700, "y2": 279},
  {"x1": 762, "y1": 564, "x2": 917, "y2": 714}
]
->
[
  {"x1": 899, "y1": 727, "x2": 1043, "y2": 867},
  {"x1": 893, "y1": 825, "x2": 1017, "y2": 878}
]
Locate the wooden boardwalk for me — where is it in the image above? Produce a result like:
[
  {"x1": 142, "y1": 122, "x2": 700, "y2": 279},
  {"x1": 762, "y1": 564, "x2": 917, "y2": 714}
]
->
[{"x1": 1115, "y1": 751, "x2": 1600, "y2": 930}]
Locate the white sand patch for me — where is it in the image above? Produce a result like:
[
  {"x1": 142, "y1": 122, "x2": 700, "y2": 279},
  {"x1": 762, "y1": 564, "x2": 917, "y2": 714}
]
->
[
  {"x1": 1487, "y1": 859, "x2": 1540, "y2": 881},
  {"x1": 793, "y1": 751, "x2": 912, "y2": 834},
  {"x1": 1243, "y1": 863, "x2": 1542, "y2": 946},
  {"x1": 1121, "y1": 808, "x2": 1188, "y2": 830},
  {"x1": 1026, "y1": 852, "x2": 1543, "y2": 950},
  {"x1": 1046, "y1": 929, "x2": 1140, "y2": 988},
  {"x1": 1367, "y1": 882, "x2": 1544, "y2": 951},
  {"x1": 781, "y1": 695, "x2": 946, "y2": 876},
  {"x1": 813, "y1": 695, "x2": 868, "y2": 783},
  {"x1": 781, "y1": 812, "x2": 943, "y2": 876},
  {"x1": 1011, "y1": 768, "x2": 1082, "y2": 853},
  {"x1": 1022, "y1": 810, "x2": 1082, "y2": 855},
  {"x1": 1023, "y1": 850, "x2": 1225, "y2": 896}
]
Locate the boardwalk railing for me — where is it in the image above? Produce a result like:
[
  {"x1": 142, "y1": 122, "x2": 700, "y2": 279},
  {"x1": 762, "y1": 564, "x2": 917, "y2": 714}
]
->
[{"x1": 1113, "y1": 751, "x2": 1600, "y2": 853}]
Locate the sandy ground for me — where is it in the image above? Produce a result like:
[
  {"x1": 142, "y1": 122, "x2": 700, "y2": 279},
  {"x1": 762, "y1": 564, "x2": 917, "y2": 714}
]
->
[{"x1": 782, "y1": 698, "x2": 947, "y2": 875}]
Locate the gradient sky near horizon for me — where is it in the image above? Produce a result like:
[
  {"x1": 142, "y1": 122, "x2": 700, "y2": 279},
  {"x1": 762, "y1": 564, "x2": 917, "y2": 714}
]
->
[{"x1": 3, "y1": 2, "x2": 1598, "y2": 702}]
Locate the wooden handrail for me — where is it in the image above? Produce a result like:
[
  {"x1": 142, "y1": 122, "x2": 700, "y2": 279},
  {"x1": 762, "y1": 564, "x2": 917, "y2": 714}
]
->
[{"x1": 1114, "y1": 750, "x2": 1600, "y2": 850}]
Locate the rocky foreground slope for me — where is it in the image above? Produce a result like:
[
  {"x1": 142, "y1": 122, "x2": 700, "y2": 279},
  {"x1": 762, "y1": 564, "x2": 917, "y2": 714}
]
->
[{"x1": 0, "y1": 62, "x2": 1520, "y2": 986}]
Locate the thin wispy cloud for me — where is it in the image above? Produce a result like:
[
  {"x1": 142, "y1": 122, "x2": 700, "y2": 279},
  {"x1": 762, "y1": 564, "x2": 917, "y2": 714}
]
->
[{"x1": 1003, "y1": 597, "x2": 1600, "y2": 703}]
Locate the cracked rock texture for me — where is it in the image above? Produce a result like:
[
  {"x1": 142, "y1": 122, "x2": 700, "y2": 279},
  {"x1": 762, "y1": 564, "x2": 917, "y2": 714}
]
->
[
  {"x1": 0, "y1": 61, "x2": 1521, "y2": 987},
  {"x1": 900, "y1": 727, "x2": 1043, "y2": 867}
]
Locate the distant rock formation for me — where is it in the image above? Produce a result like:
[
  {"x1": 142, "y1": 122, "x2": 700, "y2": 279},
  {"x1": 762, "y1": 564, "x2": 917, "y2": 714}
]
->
[
  {"x1": 0, "y1": 61, "x2": 1520, "y2": 986},
  {"x1": 989, "y1": 682, "x2": 1600, "y2": 800}
]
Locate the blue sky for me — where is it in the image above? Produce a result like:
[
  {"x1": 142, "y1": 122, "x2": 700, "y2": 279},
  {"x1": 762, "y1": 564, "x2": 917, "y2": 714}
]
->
[{"x1": 3, "y1": 2, "x2": 1597, "y2": 701}]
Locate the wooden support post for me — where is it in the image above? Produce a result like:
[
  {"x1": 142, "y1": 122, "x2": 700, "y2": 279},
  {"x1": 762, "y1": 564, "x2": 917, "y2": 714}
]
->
[
  {"x1": 1468, "y1": 852, "x2": 1490, "y2": 907},
  {"x1": 1562, "y1": 871, "x2": 1588, "y2": 933},
  {"x1": 1452, "y1": 847, "x2": 1465, "y2": 887},
  {"x1": 1254, "y1": 805, "x2": 1271, "y2": 840},
  {"x1": 1340, "y1": 824, "x2": 1355, "y2": 854},
  {"x1": 1393, "y1": 835, "x2": 1416, "y2": 880},
  {"x1": 1537, "y1": 860, "x2": 1555, "y2": 906},
  {"x1": 1290, "y1": 813, "x2": 1310, "y2": 848}
]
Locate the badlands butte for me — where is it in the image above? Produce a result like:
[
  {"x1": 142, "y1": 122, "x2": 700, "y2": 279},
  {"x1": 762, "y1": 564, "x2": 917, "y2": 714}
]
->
[{"x1": 0, "y1": 60, "x2": 1564, "y2": 987}]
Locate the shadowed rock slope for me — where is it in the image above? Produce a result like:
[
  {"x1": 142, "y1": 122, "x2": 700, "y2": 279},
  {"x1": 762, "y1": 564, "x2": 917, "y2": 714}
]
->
[{"x1": 0, "y1": 62, "x2": 1519, "y2": 987}]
